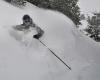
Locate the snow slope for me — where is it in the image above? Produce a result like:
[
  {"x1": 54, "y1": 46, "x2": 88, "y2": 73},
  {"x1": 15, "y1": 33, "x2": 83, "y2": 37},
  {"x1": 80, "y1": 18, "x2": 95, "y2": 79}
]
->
[{"x1": 0, "y1": 0, "x2": 100, "y2": 80}]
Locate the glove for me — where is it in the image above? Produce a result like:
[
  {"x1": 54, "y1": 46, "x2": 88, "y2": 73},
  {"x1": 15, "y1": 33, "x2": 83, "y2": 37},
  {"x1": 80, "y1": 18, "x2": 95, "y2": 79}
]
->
[{"x1": 33, "y1": 34, "x2": 40, "y2": 39}]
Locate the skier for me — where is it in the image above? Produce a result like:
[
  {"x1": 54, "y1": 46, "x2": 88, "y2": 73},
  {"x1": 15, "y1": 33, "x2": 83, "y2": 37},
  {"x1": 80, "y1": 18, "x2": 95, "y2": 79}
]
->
[
  {"x1": 13, "y1": 15, "x2": 71, "y2": 70},
  {"x1": 14, "y1": 14, "x2": 44, "y2": 39}
]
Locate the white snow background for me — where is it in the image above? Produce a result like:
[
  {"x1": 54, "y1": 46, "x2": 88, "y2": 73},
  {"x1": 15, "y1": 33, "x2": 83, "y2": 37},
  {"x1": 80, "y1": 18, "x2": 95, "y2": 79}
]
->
[{"x1": 0, "y1": 0, "x2": 100, "y2": 80}]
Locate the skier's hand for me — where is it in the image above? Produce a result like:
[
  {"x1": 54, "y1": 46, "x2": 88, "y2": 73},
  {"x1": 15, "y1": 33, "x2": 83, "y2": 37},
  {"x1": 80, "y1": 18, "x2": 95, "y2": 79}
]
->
[{"x1": 33, "y1": 34, "x2": 40, "y2": 39}]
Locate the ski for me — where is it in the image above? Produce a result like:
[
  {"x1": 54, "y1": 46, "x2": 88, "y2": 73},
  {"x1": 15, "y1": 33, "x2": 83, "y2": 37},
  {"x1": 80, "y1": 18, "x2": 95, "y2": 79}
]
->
[{"x1": 39, "y1": 40, "x2": 71, "y2": 70}]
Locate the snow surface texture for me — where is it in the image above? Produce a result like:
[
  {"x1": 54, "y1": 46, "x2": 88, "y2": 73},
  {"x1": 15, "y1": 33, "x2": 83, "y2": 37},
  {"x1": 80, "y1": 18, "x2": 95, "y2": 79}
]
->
[{"x1": 0, "y1": 0, "x2": 100, "y2": 80}]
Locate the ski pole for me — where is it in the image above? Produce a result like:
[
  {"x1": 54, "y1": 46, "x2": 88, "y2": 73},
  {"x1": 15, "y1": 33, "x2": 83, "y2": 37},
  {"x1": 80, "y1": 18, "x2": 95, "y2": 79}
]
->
[{"x1": 39, "y1": 40, "x2": 71, "y2": 70}]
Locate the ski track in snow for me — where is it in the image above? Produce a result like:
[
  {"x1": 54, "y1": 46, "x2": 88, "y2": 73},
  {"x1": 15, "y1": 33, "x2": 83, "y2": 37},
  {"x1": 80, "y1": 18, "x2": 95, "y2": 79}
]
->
[{"x1": 0, "y1": 0, "x2": 100, "y2": 80}]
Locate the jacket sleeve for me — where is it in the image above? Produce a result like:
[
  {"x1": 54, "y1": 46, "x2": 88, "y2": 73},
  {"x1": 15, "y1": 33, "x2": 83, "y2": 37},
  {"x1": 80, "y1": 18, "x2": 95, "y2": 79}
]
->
[
  {"x1": 13, "y1": 24, "x2": 24, "y2": 31},
  {"x1": 36, "y1": 26, "x2": 44, "y2": 35}
]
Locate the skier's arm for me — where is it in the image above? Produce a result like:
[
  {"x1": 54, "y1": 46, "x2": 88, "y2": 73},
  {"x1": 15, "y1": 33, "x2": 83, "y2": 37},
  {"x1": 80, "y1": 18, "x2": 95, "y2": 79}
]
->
[
  {"x1": 36, "y1": 26, "x2": 44, "y2": 35},
  {"x1": 13, "y1": 24, "x2": 24, "y2": 31},
  {"x1": 33, "y1": 26, "x2": 44, "y2": 39}
]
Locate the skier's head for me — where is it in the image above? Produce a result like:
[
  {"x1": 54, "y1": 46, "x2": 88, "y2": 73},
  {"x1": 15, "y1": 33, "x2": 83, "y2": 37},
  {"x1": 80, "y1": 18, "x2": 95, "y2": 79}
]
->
[{"x1": 23, "y1": 14, "x2": 33, "y2": 27}]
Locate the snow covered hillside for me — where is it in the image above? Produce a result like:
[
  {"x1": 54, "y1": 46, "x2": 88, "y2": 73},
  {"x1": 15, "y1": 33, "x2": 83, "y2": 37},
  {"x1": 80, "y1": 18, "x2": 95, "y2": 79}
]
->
[{"x1": 0, "y1": 0, "x2": 100, "y2": 80}]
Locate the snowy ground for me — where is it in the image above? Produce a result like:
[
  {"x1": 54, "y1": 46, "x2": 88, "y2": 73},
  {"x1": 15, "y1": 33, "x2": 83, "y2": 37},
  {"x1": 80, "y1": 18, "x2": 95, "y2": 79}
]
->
[{"x1": 0, "y1": 0, "x2": 100, "y2": 80}]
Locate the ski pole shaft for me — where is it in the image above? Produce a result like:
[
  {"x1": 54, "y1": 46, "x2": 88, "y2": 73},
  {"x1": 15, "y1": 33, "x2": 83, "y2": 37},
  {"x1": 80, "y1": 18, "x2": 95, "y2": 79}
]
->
[{"x1": 39, "y1": 40, "x2": 71, "y2": 70}]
